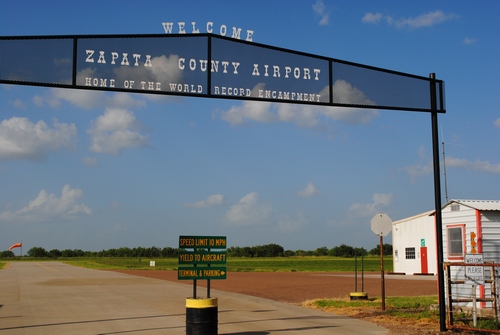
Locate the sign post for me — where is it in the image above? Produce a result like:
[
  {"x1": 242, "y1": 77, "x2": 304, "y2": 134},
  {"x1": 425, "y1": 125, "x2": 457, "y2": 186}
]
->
[
  {"x1": 370, "y1": 213, "x2": 392, "y2": 311},
  {"x1": 179, "y1": 235, "x2": 226, "y2": 335},
  {"x1": 465, "y1": 253, "x2": 484, "y2": 328}
]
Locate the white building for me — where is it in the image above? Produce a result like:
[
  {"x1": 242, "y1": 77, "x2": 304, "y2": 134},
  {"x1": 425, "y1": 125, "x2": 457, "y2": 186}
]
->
[
  {"x1": 392, "y1": 210, "x2": 436, "y2": 275},
  {"x1": 442, "y1": 199, "x2": 500, "y2": 309},
  {"x1": 392, "y1": 199, "x2": 500, "y2": 308}
]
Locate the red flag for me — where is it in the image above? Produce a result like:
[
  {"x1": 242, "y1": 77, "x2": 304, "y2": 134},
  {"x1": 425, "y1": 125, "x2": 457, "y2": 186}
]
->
[{"x1": 9, "y1": 243, "x2": 22, "y2": 250}]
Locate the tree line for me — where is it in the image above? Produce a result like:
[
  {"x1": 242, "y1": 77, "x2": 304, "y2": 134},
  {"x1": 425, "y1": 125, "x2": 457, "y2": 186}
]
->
[
  {"x1": 226, "y1": 243, "x2": 392, "y2": 257},
  {"x1": 1, "y1": 246, "x2": 178, "y2": 259},
  {"x1": 1, "y1": 243, "x2": 392, "y2": 259}
]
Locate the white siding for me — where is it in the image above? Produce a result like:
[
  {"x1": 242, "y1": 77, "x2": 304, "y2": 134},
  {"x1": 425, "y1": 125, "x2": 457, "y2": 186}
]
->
[
  {"x1": 480, "y1": 211, "x2": 500, "y2": 262},
  {"x1": 442, "y1": 205, "x2": 476, "y2": 307},
  {"x1": 392, "y1": 212, "x2": 436, "y2": 275}
]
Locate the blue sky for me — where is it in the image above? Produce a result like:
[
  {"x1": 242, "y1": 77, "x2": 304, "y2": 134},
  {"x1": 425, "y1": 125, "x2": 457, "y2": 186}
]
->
[{"x1": 1, "y1": 1, "x2": 499, "y2": 252}]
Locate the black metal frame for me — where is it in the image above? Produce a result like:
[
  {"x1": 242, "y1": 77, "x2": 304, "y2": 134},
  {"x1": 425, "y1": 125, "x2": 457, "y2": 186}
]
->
[{"x1": 1, "y1": 33, "x2": 445, "y2": 113}]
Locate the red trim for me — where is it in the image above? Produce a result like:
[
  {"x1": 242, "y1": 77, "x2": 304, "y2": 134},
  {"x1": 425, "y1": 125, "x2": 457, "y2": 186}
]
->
[
  {"x1": 476, "y1": 209, "x2": 483, "y2": 254},
  {"x1": 480, "y1": 286, "x2": 486, "y2": 308},
  {"x1": 476, "y1": 209, "x2": 485, "y2": 308}
]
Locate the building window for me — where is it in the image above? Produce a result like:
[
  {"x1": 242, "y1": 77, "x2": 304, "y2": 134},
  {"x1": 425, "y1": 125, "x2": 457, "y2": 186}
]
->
[
  {"x1": 405, "y1": 247, "x2": 416, "y2": 259},
  {"x1": 447, "y1": 226, "x2": 464, "y2": 258}
]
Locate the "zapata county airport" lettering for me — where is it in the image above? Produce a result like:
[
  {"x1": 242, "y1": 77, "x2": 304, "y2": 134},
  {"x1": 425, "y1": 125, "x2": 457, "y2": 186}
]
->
[{"x1": 83, "y1": 44, "x2": 322, "y2": 103}]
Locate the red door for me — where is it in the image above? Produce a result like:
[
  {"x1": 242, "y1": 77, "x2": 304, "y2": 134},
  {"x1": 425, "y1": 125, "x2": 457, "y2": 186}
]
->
[{"x1": 420, "y1": 247, "x2": 428, "y2": 274}]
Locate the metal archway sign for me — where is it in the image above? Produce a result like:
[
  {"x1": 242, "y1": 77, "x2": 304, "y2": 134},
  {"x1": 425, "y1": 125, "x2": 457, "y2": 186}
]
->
[
  {"x1": 0, "y1": 34, "x2": 444, "y2": 113},
  {"x1": 0, "y1": 33, "x2": 447, "y2": 331}
]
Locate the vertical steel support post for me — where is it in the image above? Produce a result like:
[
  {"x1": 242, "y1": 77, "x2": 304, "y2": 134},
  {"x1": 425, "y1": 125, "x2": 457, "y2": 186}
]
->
[{"x1": 430, "y1": 73, "x2": 446, "y2": 331}]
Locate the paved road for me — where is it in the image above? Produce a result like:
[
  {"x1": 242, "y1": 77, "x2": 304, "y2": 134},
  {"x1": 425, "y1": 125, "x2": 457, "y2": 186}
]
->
[{"x1": 0, "y1": 262, "x2": 387, "y2": 334}]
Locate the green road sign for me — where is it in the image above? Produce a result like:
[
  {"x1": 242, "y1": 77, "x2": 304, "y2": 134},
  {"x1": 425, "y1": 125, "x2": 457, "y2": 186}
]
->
[
  {"x1": 179, "y1": 236, "x2": 227, "y2": 249},
  {"x1": 179, "y1": 251, "x2": 226, "y2": 265},
  {"x1": 178, "y1": 267, "x2": 227, "y2": 280}
]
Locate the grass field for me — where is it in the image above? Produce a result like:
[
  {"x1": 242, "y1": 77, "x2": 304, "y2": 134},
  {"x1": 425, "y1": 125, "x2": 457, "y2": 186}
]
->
[{"x1": 59, "y1": 255, "x2": 393, "y2": 272}]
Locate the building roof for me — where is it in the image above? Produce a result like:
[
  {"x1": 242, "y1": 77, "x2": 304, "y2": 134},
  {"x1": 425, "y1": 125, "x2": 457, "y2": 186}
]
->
[
  {"x1": 446, "y1": 199, "x2": 500, "y2": 211},
  {"x1": 393, "y1": 210, "x2": 435, "y2": 225},
  {"x1": 393, "y1": 200, "x2": 500, "y2": 225}
]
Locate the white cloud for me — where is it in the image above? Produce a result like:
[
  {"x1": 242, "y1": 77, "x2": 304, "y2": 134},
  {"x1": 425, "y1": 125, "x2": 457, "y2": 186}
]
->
[
  {"x1": 349, "y1": 193, "x2": 393, "y2": 217},
  {"x1": 218, "y1": 81, "x2": 378, "y2": 129},
  {"x1": 277, "y1": 211, "x2": 308, "y2": 232},
  {"x1": 0, "y1": 184, "x2": 92, "y2": 222},
  {"x1": 401, "y1": 145, "x2": 433, "y2": 182},
  {"x1": 112, "y1": 54, "x2": 183, "y2": 91},
  {"x1": 87, "y1": 107, "x2": 149, "y2": 154},
  {"x1": 48, "y1": 88, "x2": 147, "y2": 110},
  {"x1": 185, "y1": 194, "x2": 225, "y2": 208},
  {"x1": 363, "y1": 10, "x2": 459, "y2": 29},
  {"x1": 312, "y1": 0, "x2": 330, "y2": 26},
  {"x1": 29, "y1": 88, "x2": 147, "y2": 111},
  {"x1": 112, "y1": 223, "x2": 127, "y2": 232},
  {"x1": 403, "y1": 163, "x2": 433, "y2": 181},
  {"x1": 331, "y1": 80, "x2": 376, "y2": 106},
  {"x1": 494, "y1": 118, "x2": 500, "y2": 127},
  {"x1": 33, "y1": 95, "x2": 44, "y2": 107},
  {"x1": 51, "y1": 88, "x2": 105, "y2": 109},
  {"x1": 463, "y1": 37, "x2": 476, "y2": 45},
  {"x1": 220, "y1": 101, "x2": 276, "y2": 125},
  {"x1": 446, "y1": 156, "x2": 500, "y2": 175},
  {"x1": 362, "y1": 12, "x2": 383, "y2": 24},
  {"x1": 12, "y1": 99, "x2": 26, "y2": 109},
  {"x1": 0, "y1": 116, "x2": 77, "y2": 161},
  {"x1": 82, "y1": 156, "x2": 99, "y2": 167},
  {"x1": 296, "y1": 182, "x2": 319, "y2": 197},
  {"x1": 219, "y1": 100, "x2": 378, "y2": 130},
  {"x1": 225, "y1": 192, "x2": 272, "y2": 226}
]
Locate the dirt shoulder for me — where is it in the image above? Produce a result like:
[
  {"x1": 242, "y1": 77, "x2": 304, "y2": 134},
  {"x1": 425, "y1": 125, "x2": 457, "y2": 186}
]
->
[{"x1": 113, "y1": 270, "x2": 438, "y2": 303}]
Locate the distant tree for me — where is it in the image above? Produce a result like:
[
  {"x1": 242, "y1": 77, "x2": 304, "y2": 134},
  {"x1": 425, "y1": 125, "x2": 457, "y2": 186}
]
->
[
  {"x1": 117, "y1": 247, "x2": 132, "y2": 257},
  {"x1": 48, "y1": 249, "x2": 62, "y2": 258},
  {"x1": 61, "y1": 249, "x2": 76, "y2": 257},
  {"x1": 354, "y1": 247, "x2": 368, "y2": 257},
  {"x1": 241, "y1": 246, "x2": 254, "y2": 257},
  {"x1": 258, "y1": 244, "x2": 284, "y2": 257},
  {"x1": 295, "y1": 250, "x2": 313, "y2": 256},
  {"x1": 226, "y1": 244, "x2": 284, "y2": 257},
  {"x1": 149, "y1": 246, "x2": 161, "y2": 257},
  {"x1": 368, "y1": 244, "x2": 393, "y2": 256},
  {"x1": 328, "y1": 244, "x2": 355, "y2": 257},
  {"x1": 161, "y1": 247, "x2": 178, "y2": 258},
  {"x1": 284, "y1": 250, "x2": 296, "y2": 257},
  {"x1": 73, "y1": 249, "x2": 85, "y2": 257},
  {"x1": 27, "y1": 247, "x2": 48, "y2": 258},
  {"x1": 313, "y1": 246, "x2": 329, "y2": 256},
  {"x1": 0, "y1": 250, "x2": 15, "y2": 258}
]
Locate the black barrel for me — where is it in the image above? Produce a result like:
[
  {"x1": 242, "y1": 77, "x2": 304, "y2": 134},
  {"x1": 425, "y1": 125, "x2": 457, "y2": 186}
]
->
[{"x1": 186, "y1": 298, "x2": 218, "y2": 335}]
